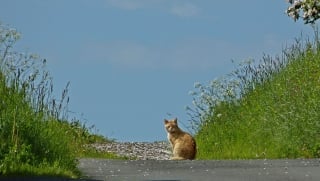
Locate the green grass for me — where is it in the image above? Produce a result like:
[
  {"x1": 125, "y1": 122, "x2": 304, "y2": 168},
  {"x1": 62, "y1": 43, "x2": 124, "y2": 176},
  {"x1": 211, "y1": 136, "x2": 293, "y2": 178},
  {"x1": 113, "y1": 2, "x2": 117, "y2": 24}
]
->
[
  {"x1": 0, "y1": 23, "x2": 120, "y2": 177},
  {"x1": 189, "y1": 34, "x2": 320, "y2": 159}
]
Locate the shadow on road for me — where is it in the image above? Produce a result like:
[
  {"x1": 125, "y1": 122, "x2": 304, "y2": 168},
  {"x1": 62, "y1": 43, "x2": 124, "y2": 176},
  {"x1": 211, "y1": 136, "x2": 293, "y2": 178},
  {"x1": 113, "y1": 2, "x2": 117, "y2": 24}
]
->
[{"x1": 0, "y1": 176, "x2": 100, "y2": 181}]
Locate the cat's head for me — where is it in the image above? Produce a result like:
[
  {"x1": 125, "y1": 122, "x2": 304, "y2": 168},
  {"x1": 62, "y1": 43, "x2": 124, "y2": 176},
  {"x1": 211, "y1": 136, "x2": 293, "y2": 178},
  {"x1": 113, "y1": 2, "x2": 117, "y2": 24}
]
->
[{"x1": 164, "y1": 118, "x2": 179, "y2": 133}]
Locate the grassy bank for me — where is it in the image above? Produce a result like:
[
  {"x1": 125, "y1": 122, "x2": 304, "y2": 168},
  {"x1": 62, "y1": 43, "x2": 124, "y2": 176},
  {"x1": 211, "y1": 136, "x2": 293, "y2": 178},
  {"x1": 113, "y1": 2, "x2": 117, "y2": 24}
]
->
[
  {"x1": 189, "y1": 35, "x2": 320, "y2": 159},
  {"x1": 0, "y1": 24, "x2": 118, "y2": 177}
]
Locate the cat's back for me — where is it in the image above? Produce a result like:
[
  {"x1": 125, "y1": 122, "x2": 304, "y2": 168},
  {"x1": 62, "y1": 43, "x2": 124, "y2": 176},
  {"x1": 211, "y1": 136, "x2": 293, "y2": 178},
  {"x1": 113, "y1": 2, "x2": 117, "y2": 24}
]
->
[
  {"x1": 170, "y1": 131, "x2": 196, "y2": 160},
  {"x1": 179, "y1": 132, "x2": 196, "y2": 158}
]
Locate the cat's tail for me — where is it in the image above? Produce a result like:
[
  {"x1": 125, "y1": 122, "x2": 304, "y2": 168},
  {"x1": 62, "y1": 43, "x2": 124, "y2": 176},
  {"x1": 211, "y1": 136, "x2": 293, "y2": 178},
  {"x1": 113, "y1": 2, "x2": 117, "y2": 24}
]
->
[{"x1": 170, "y1": 156, "x2": 186, "y2": 160}]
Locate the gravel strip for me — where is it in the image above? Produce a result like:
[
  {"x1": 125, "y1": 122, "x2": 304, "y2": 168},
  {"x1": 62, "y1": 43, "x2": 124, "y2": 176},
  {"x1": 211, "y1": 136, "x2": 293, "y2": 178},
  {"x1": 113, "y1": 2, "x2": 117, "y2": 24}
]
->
[{"x1": 90, "y1": 141, "x2": 172, "y2": 160}]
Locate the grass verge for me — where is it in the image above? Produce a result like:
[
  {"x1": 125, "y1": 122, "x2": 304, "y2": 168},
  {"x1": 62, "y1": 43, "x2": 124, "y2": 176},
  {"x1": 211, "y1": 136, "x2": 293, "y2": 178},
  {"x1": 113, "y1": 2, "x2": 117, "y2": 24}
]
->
[
  {"x1": 0, "y1": 23, "x2": 120, "y2": 178},
  {"x1": 188, "y1": 33, "x2": 320, "y2": 159}
]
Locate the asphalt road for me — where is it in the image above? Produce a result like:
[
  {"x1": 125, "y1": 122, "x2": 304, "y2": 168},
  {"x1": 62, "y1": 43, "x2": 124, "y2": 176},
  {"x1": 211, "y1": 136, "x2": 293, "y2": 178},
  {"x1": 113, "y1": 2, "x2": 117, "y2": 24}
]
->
[{"x1": 78, "y1": 158, "x2": 320, "y2": 181}]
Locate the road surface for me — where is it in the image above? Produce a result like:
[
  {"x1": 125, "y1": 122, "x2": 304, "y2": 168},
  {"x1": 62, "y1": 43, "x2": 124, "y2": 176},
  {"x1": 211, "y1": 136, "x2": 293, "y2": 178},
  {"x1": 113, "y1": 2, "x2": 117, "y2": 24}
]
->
[{"x1": 78, "y1": 158, "x2": 320, "y2": 181}]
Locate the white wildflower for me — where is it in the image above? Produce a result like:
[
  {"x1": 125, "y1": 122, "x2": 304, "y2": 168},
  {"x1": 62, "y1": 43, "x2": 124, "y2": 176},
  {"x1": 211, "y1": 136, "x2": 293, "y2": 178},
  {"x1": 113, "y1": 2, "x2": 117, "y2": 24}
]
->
[{"x1": 194, "y1": 82, "x2": 201, "y2": 88}]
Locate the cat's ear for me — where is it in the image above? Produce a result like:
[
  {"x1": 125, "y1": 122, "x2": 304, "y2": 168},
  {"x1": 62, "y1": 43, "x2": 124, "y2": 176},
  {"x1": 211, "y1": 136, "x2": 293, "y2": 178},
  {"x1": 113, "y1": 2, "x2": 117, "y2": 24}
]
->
[
  {"x1": 164, "y1": 119, "x2": 169, "y2": 124},
  {"x1": 174, "y1": 118, "x2": 178, "y2": 123}
]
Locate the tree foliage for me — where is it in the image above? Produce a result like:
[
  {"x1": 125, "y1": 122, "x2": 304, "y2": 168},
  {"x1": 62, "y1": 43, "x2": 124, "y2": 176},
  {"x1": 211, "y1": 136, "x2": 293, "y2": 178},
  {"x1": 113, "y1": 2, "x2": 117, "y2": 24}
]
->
[{"x1": 286, "y1": 0, "x2": 320, "y2": 24}]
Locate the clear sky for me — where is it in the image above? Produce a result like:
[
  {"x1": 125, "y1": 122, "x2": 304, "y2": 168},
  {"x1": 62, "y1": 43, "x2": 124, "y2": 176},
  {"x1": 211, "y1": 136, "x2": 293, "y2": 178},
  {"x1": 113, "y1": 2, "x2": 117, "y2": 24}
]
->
[{"x1": 0, "y1": 0, "x2": 314, "y2": 142}]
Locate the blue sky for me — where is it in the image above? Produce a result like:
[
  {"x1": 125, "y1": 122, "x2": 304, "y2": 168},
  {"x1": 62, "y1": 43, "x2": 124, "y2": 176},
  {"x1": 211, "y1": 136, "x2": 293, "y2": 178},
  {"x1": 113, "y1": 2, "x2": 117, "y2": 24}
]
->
[{"x1": 0, "y1": 0, "x2": 314, "y2": 142}]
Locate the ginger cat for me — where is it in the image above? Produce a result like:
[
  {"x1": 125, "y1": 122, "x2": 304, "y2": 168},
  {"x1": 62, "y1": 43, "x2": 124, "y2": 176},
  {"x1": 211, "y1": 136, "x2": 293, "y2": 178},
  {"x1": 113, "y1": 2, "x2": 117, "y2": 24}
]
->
[{"x1": 164, "y1": 118, "x2": 196, "y2": 160}]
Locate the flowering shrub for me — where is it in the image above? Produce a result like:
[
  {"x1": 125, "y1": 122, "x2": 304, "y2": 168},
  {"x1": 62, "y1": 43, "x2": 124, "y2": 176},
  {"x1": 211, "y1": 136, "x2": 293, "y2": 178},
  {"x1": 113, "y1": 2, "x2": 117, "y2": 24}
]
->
[{"x1": 286, "y1": 0, "x2": 320, "y2": 24}]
